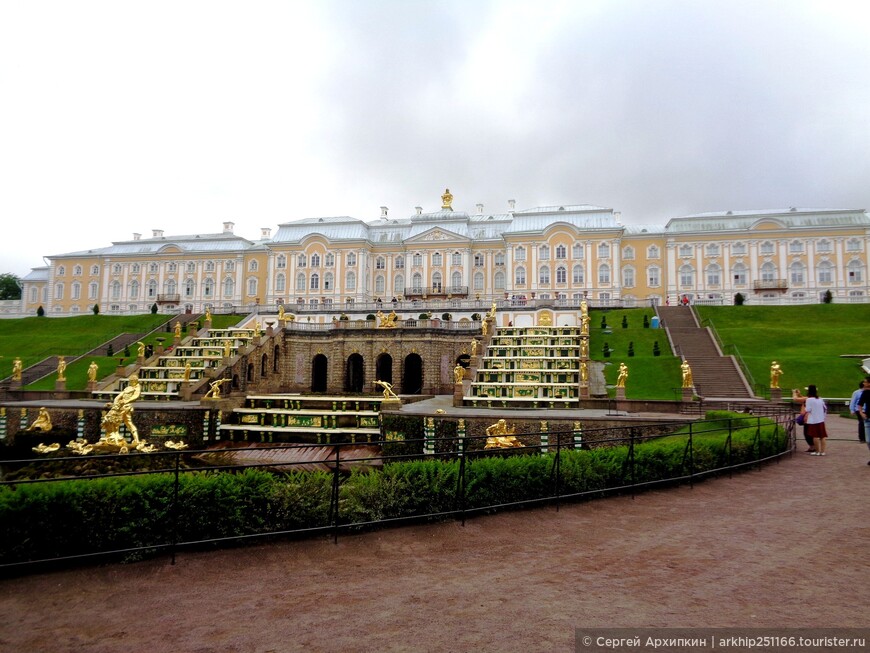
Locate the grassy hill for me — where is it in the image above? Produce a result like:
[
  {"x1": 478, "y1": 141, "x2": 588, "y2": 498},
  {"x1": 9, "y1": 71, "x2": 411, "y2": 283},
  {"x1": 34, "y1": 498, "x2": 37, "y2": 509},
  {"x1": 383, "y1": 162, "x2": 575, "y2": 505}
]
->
[
  {"x1": 0, "y1": 313, "x2": 244, "y2": 389},
  {"x1": 695, "y1": 304, "x2": 870, "y2": 399}
]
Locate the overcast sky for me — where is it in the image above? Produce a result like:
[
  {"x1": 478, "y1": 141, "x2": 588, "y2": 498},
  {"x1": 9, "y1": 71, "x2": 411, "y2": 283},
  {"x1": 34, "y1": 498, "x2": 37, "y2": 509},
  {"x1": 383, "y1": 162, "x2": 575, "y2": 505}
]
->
[{"x1": 2, "y1": 0, "x2": 869, "y2": 277}]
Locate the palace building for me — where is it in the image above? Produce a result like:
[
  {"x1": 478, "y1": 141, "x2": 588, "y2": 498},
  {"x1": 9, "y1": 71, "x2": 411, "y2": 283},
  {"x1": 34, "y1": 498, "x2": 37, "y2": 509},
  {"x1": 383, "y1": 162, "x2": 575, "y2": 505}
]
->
[{"x1": 18, "y1": 190, "x2": 870, "y2": 317}]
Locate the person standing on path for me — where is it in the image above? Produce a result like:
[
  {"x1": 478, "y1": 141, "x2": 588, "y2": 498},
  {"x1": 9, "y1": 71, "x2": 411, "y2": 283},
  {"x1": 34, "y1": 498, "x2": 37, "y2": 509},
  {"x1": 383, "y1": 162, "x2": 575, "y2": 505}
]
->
[
  {"x1": 854, "y1": 383, "x2": 870, "y2": 465},
  {"x1": 848, "y1": 377, "x2": 870, "y2": 442},
  {"x1": 805, "y1": 384, "x2": 828, "y2": 456}
]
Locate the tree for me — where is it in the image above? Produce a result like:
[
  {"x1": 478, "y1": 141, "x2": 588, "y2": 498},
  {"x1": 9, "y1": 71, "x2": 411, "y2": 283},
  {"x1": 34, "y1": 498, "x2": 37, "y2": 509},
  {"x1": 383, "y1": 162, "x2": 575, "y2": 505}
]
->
[
  {"x1": 621, "y1": 315, "x2": 628, "y2": 328},
  {"x1": 0, "y1": 273, "x2": 21, "y2": 300},
  {"x1": 823, "y1": 289, "x2": 833, "y2": 304},
  {"x1": 151, "y1": 303, "x2": 158, "y2": 314},
  {"x1": 92, "y1": 304, "x2": 99, "y2": 315},
  {"x1": 653, "y1": 341, "x2": 661, "y2": 356},
  {"x1": 734, "y1": 292, "x2": 745, "y2": 306},
  {"x1": 627, "y1": 341, "x2": 635, "y2": 357},
  {"x1": 600, "y1": 316, "x2": 607, "y2": 329},
  {"x1": 643, "y1": 315, "x2": 650, "y2": 328},
  {"x1": 37, "y1": 305, "x2": 45, "y2": 317}
]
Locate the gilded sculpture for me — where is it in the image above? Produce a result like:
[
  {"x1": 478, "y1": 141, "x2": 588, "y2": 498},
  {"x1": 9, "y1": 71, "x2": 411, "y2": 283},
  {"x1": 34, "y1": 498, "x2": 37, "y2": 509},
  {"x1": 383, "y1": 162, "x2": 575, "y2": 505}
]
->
[
  {"x1": 770, "y1": 361, "x2": 782, "y2": 389},
  {"x1": 204, "y1": 378, "x2": 229, "y2": 399},
  {"x1": 56, "y1": 356, "x2": 66, "y2": 381},
  {"x1": 681, "y1": 360, "x2": 694, "y2": 388},
  {"x1": 484, "y1": 419, "x2": 523, "y2": 449},
  {"x1": 453, "y1": 363, "x2": 465, "y2": 384},
  {"x1": 580, "y1": 361, "x2": 588, "y2": 385},
  {"x1": 441, "y1": 187, "x2": 453, "y2": 210},
  {"x1": 26, "y1": 407, "x2": 53, "y2": 432},
  {"x1": 204, "y1": 307, "x2": 211, "y2": 322},
  {"x1": 377, "y1": 310, "x2": 398, "y2": 328},
  {"x1": 616, "y1": 362, "x2": 628, "y2": 388},
  {"x1": 136, "y1": 341, "x2": 146, "y2": 358},
  {"x1": 101, "y1": 375, "x2": 142, "y2": 445},
  {"x1": 374, "y1": 379, "x2": 399, "y2": 400},
  {"x1": 87, "y1": 361, "x2": 99, "y2": 383},
  {"x1": 481, "y1": 320, "x2": 489, "y2": 336},
  {"x1": 183, "y1": 362, "x2": 192, "y2": 382},
  {"x1": 12, "y1": 357, "x2": 22, "y2": 381},
  {"x1": 174, "y1": 321, "x2": 182, "y2": 339},
  {"x1": 470, "y1": 338, "x2": 479, "y2": 357}
]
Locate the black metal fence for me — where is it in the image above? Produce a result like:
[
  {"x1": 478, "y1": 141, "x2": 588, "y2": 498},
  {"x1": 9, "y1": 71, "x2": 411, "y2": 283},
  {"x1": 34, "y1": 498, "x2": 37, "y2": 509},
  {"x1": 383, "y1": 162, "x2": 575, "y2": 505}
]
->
[{"x1": 0, "y1": 415, "x2": 794, "y2": 572}]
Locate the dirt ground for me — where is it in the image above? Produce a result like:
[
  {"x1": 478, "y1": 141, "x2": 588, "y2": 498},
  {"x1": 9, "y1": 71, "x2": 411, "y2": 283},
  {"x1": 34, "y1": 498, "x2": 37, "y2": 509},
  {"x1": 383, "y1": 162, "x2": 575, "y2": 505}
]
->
[{"x1": 1, "y1": 416, "x2": 867, "y2": 653}]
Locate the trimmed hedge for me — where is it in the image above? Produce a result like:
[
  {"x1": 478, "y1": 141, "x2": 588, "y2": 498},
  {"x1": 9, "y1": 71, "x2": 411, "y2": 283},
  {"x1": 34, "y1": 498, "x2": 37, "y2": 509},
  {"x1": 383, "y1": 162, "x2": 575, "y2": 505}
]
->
[{"x1": 0, "y1": 414, "x2": 787, "y2": 566}]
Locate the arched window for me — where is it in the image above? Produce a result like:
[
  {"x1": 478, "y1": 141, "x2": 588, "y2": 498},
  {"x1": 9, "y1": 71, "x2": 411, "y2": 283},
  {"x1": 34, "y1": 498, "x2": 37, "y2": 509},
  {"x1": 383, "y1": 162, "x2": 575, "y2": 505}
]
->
[
  {"x1": 55, "y1": 283, "x2": 64, "y2": 299},
  {"x1": 247, "y1": 278, "x2": 258, "y2": 296},
  {"x1": 494, "y1": 252, "x2": 505, "y2": 266},
  {"x1": 494, "y1": 271, "x2": 505, "y2": 290},
  {"x1": 203, "y1": 278, "x2": 214, "y2": 297},
  {"x1": 647, "y1": 266, "x2": 660, "y2": 286},
  {"x1": 847, "y1": 259, "x2": 865, "y2": 282},
  {"x1": 817, "y1": 261, "x2": 833, "y2": 284},
  {"x1": 538, "y1": 245, "x2": 550, "y2": 261},
  {"x1": 276, "y1": 273, "x2": 285, "y2": 293},
  {"x1": 598, "y1": 243, "x2": 610, "y2": 259},
  {"x1": 73, "y1": 265, "x2": 82, "y2": 276},
  {"x1": 71, "y1": 282, "x2": 81, "y2": 300},
  {"x1": 376, "y1": 256, "x2": 385, "y2": 270},
  {"x1": 598, "y1": 264, "x2": 610, "y2": 284},
  {"x1": 622, "y1": 266, "x2": 635, "y2": 287},
  {"x1": 473, "y1": 272, "x2": 484, "y2": 290},
  {"x1": 296, "y1": 273, "x2": 306, "y2": 291},
  {"x1": 760, "y1": 261, "x2": 777, "y2": 282},
  {"x1": 167, "y1": 262, "x2": 177, "y2": 273},
  {"x1": 297, "y1": 254, "x2": 307, "y2": 267},
  {"x1": 310, "y1": 273, "x2": 320, "y2": 291},
  {"x1": 375, "y1": 275, "x2": 385, "y2": 294},
  {"x1": 395, "y1": 255, "x2": 404, "y2": 269},
  {"x1": 346, "y1": 271, "x2": 356, "y2": 290},
  {"x1": 412, "y1": 252, "x2": 422, "y2": 266},
  {"x1": 647, "y1": 245, "x2": 660, "y2": 259},
  {"x1": 790, "y1": 262, "x2": 805, "y2": 284},
  {"x1": 572, "y1": 243, "x2": 583, "y2": 259},
  {"x1": 432, "y1": 252, "x2": 442, "y2": 267},
  {"x1": 394, "y1": 274, "x2": 405, "y2": 295},
  {"x1": 573, "y1": 265, "x2": 584, "y2": 284},
  {"x1": 185, "y1": 279, "x2": 195, "y2": 297},
  {"x1": 679, "y1": 265, "x2": 694, "y2": 286},
  {"x1": 223, "y1": 278, "x2": 235, "y2": 297},
  {"x1": 186, "y1": 262, "x2": 196, "y2": 273},
  {"x1": 205, "y1": 260, "x2": 215, "y2": 272},
  {"x1": 165, "y1": 279, "x2": 177, "y2": 296},
  {"x1": 515, "y1": 266, "x2": 526, "y2": 285},
  {"x1": 110, "y1": 280, "x2": 121, "y2": 300},
  {"x1": 325, "y1": 253, "x2": 335, "y2": 267},
  {"x1": 276, "y1": 254, "x2": 286, "y2": 269},
  {"x1": 432, "y1": 272, "x2": 442, "y2": 292},
  {"x1": 760, "y1": 241, "x2": 775, "y2": 255},
  {"x1": 732, "y1": 263, "x2": 747, "y2": 285},
  {"x1": 311, "y1": 253, "x2": 320, "y2": 268},
  {"x1": 622, "y1": 246, "x2": 635, "y2": 260},
  {"x1": 248, "y1": 260, "x2": 258, "y2": 272},
  {"x1": 515, "y1": 246, "x2": 526, "y2": 261},
  {"x1": 130, "y1": 280, "x2": 139, "y2": 299},
  {"x1": 225, "y1": 261, "x2": 235, "y2": 272},
  {"x1": 324, "y1": 272, "x2": 333, "y2": 290},
  {"x1": 555, "y1": 266, "x2": 567, "y2": 284},
  {"x1": 473, "y1": 253, "x2": 484, "y2": 267},
  {"x1": 147, "y1": 280, "x2": 157, "y2": 298},
  {"x1": 731, "y1": 242, "x2": 747, "y2": 255},
  {"x1": 91, "y1": 265, "x2": 100, "y2": 275},
  {"x1": 451, "y1": 271, "x2": 462, "y2": 289},
  {"x1": 452, "y1": 251, "x2": 462, "y2": 266},
  {"x1": 539, "y1": 265, "x2": 550, "y2": 285},
  {"x1": 347, "y1": 252, "x2": 357, "y2": 267},
  {"x1": 412, "y1": 273, "x2": 423, "y2": 293},
  {"x1": 555, "y1": 244, "x2": 566, "y2": 259},
  {"x1": 678, "y1": 245, "x2": 692, "y2": 258},
  {"x1": 788, "y1": 240, "x2": 804, "y2": 254},
  {"x1": 705, "y1": 243, "x2": 720, "y2": 257},
  {"x1": 112, "y1": 264, "x2": 122, "y2": 275},
  {"x1": 706, "y1": 263, "x2": 721, "y2": 285}
]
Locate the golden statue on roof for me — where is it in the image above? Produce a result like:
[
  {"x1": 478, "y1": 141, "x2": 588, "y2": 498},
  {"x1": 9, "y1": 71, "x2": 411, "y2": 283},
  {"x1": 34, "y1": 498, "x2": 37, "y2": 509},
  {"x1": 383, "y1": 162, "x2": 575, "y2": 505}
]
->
[{"x1": 441, "y1": 188, "x2": 453, "y2": 211}]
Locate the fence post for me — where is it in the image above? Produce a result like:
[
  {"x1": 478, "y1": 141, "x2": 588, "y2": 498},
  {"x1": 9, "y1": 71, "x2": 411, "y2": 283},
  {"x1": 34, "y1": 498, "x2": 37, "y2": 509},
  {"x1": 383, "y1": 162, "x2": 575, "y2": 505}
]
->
[
  {"x1": 629, "y1": 429, "x2": 636, "y2": 498},
  {"x1": 554, "y1": 430, "x2": 562, "y2": 511},
  {"x1": 330, "y1": 445, "x2": 341, "y2": 544},
  {"x1": 457, "y1": 420, "x2": 467, "y2": 527},
  {"x1": 170, "y1": 451, "x2": 181, "y2": 565}
]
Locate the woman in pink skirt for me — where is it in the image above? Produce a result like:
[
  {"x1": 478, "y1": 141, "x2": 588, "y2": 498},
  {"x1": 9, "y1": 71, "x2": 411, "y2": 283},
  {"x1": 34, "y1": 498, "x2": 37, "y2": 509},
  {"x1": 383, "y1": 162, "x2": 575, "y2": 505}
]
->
[{"x1": 804, "y1": 384, "x2": 828, "y2": 456}]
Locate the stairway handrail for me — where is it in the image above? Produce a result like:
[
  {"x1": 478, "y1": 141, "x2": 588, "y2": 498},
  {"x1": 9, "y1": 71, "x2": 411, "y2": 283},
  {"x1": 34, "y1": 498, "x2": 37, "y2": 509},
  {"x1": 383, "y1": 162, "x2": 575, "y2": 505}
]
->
[{"x1": 700, "y1": 317, "x2": 756, "y2": 390}]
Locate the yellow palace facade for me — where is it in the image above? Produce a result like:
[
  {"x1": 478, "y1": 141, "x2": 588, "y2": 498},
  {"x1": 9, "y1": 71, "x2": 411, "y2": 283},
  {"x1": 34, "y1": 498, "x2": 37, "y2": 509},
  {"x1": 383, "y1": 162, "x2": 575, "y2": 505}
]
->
[{"x1": 18, "y1": 192, "x2": 870, "y2": 317}]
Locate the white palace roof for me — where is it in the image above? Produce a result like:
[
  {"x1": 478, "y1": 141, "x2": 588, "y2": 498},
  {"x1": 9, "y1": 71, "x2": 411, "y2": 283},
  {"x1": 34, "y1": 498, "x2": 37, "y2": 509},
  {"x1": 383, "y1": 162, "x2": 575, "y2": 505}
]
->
[{"x1": 666, "y1": 208, "x2": 870, "y2": 233}]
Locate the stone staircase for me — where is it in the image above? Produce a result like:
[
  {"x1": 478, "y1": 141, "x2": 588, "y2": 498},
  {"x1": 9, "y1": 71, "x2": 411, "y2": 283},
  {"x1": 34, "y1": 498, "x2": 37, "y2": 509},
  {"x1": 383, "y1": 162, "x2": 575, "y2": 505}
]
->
[{"x1": 656, "y1": 306, "x2": 755, "y2": 399}]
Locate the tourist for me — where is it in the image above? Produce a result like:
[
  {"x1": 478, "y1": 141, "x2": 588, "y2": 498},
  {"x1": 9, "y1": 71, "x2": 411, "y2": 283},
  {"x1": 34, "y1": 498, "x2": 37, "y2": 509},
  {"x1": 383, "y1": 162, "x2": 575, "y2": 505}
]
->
[
  {"x1": 854, "y1": 383, "x2": 870, "y2": 465},
  {"x1": 848, "y1": 377, "x2": 870, "y2": 442},
  {"x1": 804, "y1": 385, "x2": 828, "y2": 456},
  {"x1": 792, "y1": 388, "x2": 814, "y2": 452}
]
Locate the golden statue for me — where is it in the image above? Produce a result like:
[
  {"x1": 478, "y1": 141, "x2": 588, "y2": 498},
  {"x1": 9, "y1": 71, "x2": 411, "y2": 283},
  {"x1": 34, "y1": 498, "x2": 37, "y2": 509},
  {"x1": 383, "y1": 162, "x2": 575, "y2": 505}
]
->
[
  {"x1": 681, "y1": 360, "x2": 694, "y2": 388},
  {"x1": 453, "y1": 363, "x2": 465, "y2": 384},
  {"x1": 87, "y1": 361, "x2": 98, "y2": 383},
  {"x1": 374, "y1": 379, "x2": 399, "y2": 400},
  {"x1": 32, "y1": 442, "x2": 60, "y2": 454},
  {"x1": 616, "y1": 362, "x2": 628, "y2": 388},
  {"x1": 204, "y1": 378, "x2": 229, "y2": 399},
  {"x1": 55, "y1": 356, "x2": 67, "y2": 381},
  {"x1": 223, "y1": 340, "x2": 232, "y2": 358},
  {"x1": 770, "y1": 361, "x2": 782, "y2": 389},
  {"x1": 26, "y1": 407, "x2": 53, "y2": 432},
  {"x1": 68, "y1": 439, "x2": 93, "y2": 455},
  {"x1": 183, "y1": 362, "x2": 192, "y2": 382},
  {"x1": 580, "y1": 314, "x2": 589, "y2": 336},
  {"x1": 12, "y1": 357, "x2": 22, "y2": 381},
  {"x1": 470, "y1": 338, "x2": 480, "y2": 357},
  {"x1": 165, "y1": 440, "x2": 189, "y2": 450},
  {"x1": 254, "y1": 319, "x2": 261, "y2": 334},
  {"x1": 277, "y1": 304, "x2": 285, "y2": 322},
  {"x1": 136, "y1": 341, "x2": 146, "y2": 358},
  {"x1": 580, "y1": 361, "x2": 588, "y2": 384},
  {"x1": 441, "y1": 187, "x2": 453, "y2": 210},
  {"x1": 204, "y1": 307, "x2": 212, "y2": 322},
  {"x1": 174, "y1": 321, "x2": 182, "y2": 338},
  {"x1": 580, "y1": 338, "x2": 589, "y2": 358},
  {"x1": 580, "y1": 298, "x2": 588, "y2": 317},
  {"x1": 481, "y1": 320, "x2": 489, "y2": 336},
  {"x1": 539, "y1": 312, "x2": 552, "y2": 326},
  {"x1": 377, "y1": 310, "x2": 398, "y2": 328},
  {"x1": 484, "y1": 419, "x2": 523, "y2": 449},
  {"x1": 101, "y1": 375, "x2": 142, "y2": 444}
]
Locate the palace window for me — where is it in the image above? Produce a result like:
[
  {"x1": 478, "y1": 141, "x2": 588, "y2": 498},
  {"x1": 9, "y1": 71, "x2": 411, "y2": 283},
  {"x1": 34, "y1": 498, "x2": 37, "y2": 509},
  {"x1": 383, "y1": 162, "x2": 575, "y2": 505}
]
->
[
  {"x1": 276, "y1": 274, "x2": 285, "y2": 293},
  {"x1": 572, "y1": 243, "x2": 584, "y2": 259},
  {"x1": 556, "y1": 265, "x2": 567, "y2": 284},
  {"x1": 760, "y1": 241, "x2": 775, "y2": 255},
  {"x1": 247, "y1": 278, "x2": 258, "y2": 296},
  {"x1": 112, "y1": 264, "x2": 122, "y2": 275},
  {"x1": 790, "y1": 262, "x2": 805, "y2": 284},
  {"x1": 324, "y1": 272, "x2": 333, "y2": 290},
  {"x1": 515, "y1": 246, "x2": 526, "y2": 261},
  {"x1": 817, "y1": 261, "x2": 833, "y2": 284},
  {"x1": 375, "y1": 275, "x2": 385, "y2": 294},
  {"x1": 347, "y1": 252, "x2": 357, "y2": 267},
  {"x1": 297, "y1": 254, "x2": 307, "y2": 268},
  {"x1": 451, "y1": 271, "x2": 462, "y2": 289},
  {"x1": 494, "y1": 252, "x2": 505, "y2": 266},
  {"x1": 473, "y1": 253, "x2": 484, "y2": 267},
  {"x1": 760, "y1": 262, "x2": 777, "y2": 282},
  {"x1": 706, "y1": 263, "x2": 721, "y2": 286},
  {"x1": 622, "y1": 266, "x2": 635, "y2": 288},
  {"x1": 394, "y1": 274, "x2": 405, "y2": 295},
  {"x1": 346, "y1": 271, "x2": 356, "y2": 290},
  {"x1": 223, "y1": 278, "x2": 235, "y2": 297},
  {"x1": 816, "y1": 239, "x2": 832, "y2": 253},
  {"x1": 276, "y1": 255, "x2": 286, "y2": 269},
  {"x1": 432, "y1": 272, "x2": 442, "y2": 292},
  {"x1": 452, "y1": 251, "x2": 462, "y2": 266},
  {"x1": 432, "y1": 252, "x2": 443, "y2": 267},
  {"x1": 225, "y1": 261, "x2": 235, "y2": 272},
  {"x1": 598, "y1": 263, "x2": 611, "y2": 284},
  {"x1": 395, "y1": 255, "x2": 404, "y2": 269},
  {"x1": 73, "y1": 265, "x2": 82, "y2": 276},
  {"x1": 789, "y1": 240, "x2": 804, "y2": 254},
  {"x1": 573, "y1": 264, "x2": 584, "y2": 284},
  {"x1": 187, "y1": 262, "x2": 196, "y2": 273},
  {"x1": 296, "y1": 273, "x2": 306, "y2": 291},
  {"x1": 539, "y1": 245, "x2": 550, "y2": 261},
  {"x1": 325, "y1": 253, "x2": 335, "y2": 267},
  {"x1": 647, "y1": 245, "x2": 660, "y2": 259},
  {"x1": 622, "y1": 246, "x2": 635, "y2": 260},
  {"x1": 205, "y1": 260, "x2": 215, "y2": 272},
  {"x1": 57, "y1": 266, "x2": 65, "y2": 276},
  {"x1": 555, "y1": 244, "x2": 566, "y2": 259},
  {"x1": 71, "y1": 282, "x2": 81, "y2": 300},
  {"x1": 473, "y1": 271, "x2": 484, "y2": 290},
  {"x1": 248, "y1": 260, "x2": 258, "y2": 272},
  {"x1": 146, "y1": 280, "x2": 157, "y2": 298},
  {"x1": 185, "y1": 279, "x2": 195, "y2": 297},
  {"x1": 705, "y1": 243, "x2": 720, "y2": 257},
  {"x1": 515, "y1": 266, "x2": 526, "y2": 285},
  {"x1": 165, "y1": 279, "x2": 177, "y2": 296},
  {"x1": 91, "y1": 265, "x2": 100, "y2": 275},
  {"x1": 847, "y1": 260, "x2": 864, "y2": 282},
  {"x1": 130, "y1": 280, "x2": 139, "y2": 299},
  {"x1": 846, "y1": 238, "x2": 862, "y2": 252},
  {"x1": 203, "y1": 278, "x2": 214, "y2": 297},
  {"x1": 679, "y1": 265, "x2": 694, "y2": 286},
  {"x1": 412, "y1": 252, "x2": 422, "y2": 267},
  {"x1": 494, "y1": 271, "x2": 505, "y2": 290},
  {"x1": 110, "y1": 281, "x2": 121, "y2": 299},
  {"x1": 678, "y1": 245, "x2": 693, "y2": 258},
  {"x1": 411, "y1": 273, "x2": 423, "y2": 293},
  {"x1": 539, "y1": 265, "x2": 550, "y2": 285},
  {"x1": 311, "y1": 253, "x2": 321, "y2": 268},
  {"x1": 376, "y1": 256, "x2": 386, "y2": 270},
  {"x1": 598, "y1": 243, "x2": 610, "y2": 259},
  {"x1": 647, "y1": 266, "x2": 660, "y2": 286},
  {"x1": 732, "y1": 263, "x2": 747, "y2": 285}
]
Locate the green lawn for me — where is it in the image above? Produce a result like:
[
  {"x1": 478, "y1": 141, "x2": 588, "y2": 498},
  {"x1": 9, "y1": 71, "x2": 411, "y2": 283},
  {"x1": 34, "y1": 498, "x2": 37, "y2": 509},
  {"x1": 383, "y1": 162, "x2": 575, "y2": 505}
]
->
[
  {"x1": 695, "y1": 305, "x2": 870, "y2": 399},
  {"x1": 588, "y1": 308, "x2": 681, "y2": 399},
  {"x1": 0, "y1": 313, "x2": 246, "y2": 389}
]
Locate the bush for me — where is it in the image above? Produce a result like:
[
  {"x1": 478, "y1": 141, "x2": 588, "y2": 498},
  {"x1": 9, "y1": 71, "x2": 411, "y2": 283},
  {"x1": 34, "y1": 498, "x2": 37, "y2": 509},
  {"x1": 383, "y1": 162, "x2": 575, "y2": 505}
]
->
[
  {"x1": 734, "y1": 292, "x2": 745, "y2": 306},
  {"x1": 471, "y1": 313, "x2": 481, "y2": 321},
  {"x1": 37, "y1": 306, "x2": 44, "y2": 317},
  {"x1": 600, "y1": 316, "x2": 607, "y2": 329},
  {"x1": 92, "y1": 304, "x2": 100, "y2": 315},
  {"x1": 418, "y1": 313, "x2": 430, "y2": 320},
  {"x1": 151, "y1": 303, "x2": 158, "y2": 314},
  {"x1": 627, "y1": 341, "x2": 635, "y2": 357},
  {"x1": 621, "y1": 315, "x2": 628, "y2": 328},
  {"x1": 643, "y1": 315, "x2": 649, "y2": 328},
  {"x1": 823, "y1": 289, "x2": 833, "y2": 304},
  {"x1": 603, "y1": 342, "x2": 611, "y2": 357},
  {"x1": 366, "y1": 314, "x2": 376, "y2": 321},
  {"x1": 653, "y1": 341, "x2": 661, "y2": 356},
  {"x1": 441, "y1": 313, "x2": 452, "y2": 321}
]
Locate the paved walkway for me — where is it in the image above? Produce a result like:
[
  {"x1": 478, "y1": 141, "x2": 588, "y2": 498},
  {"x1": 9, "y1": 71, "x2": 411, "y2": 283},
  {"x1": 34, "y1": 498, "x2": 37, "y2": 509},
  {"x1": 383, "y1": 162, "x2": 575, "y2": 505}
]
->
[{"x1": 1, "y1": 416, "x2": 867, "y2": 653}]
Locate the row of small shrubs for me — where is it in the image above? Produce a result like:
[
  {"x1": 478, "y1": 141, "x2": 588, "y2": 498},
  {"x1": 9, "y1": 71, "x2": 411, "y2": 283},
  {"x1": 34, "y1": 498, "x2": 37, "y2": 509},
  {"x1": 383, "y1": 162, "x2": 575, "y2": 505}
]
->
[{"x1": 0, "y1": 414, "x2": 786, "y2": 566}]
